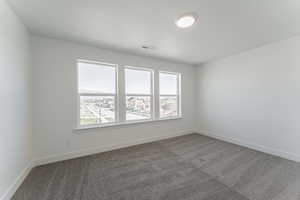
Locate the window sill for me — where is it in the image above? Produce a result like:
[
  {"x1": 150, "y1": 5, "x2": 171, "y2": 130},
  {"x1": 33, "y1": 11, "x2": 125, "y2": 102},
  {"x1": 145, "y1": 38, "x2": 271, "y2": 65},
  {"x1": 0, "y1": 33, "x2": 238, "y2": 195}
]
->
[{"x1": 74, "y1": 116, "x2": 183, "y2": 130}]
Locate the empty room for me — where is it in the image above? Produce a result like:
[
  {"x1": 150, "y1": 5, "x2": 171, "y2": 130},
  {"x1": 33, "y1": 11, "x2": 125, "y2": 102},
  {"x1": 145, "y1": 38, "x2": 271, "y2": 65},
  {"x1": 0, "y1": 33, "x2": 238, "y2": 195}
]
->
[{"x1": 1, "y1": 0, "x2": 300, "y2": 199}]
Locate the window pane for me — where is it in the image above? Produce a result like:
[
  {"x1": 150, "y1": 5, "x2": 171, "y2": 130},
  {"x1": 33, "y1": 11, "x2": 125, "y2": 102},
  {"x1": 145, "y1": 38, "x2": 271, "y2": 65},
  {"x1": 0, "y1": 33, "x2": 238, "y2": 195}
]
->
[
  {"x1": 159, "y1": 73, "x2": 177, "y2": 95},
  {"x1": 125, "y1": 68, "x2": 151, "y2": 95},
  {"x1": 80, "y1": 96, "x2": 115, "y2": 125},
  {"x1": 126, "y1": 96, "x2": 151, "y2": 121},
  {"x1": 160, "y1": 96, "x2": 178, "y2": 118},
  {"x1": 78, "y1": 62, "x2": 116, "y2": 94}
]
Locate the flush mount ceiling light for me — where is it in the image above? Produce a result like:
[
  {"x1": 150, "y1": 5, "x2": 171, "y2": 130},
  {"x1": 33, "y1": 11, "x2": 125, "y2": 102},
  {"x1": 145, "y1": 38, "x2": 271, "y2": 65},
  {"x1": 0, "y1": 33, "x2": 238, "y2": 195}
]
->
[{"x1": 175, "y1": 13, "x2": 198, "y2": 28}]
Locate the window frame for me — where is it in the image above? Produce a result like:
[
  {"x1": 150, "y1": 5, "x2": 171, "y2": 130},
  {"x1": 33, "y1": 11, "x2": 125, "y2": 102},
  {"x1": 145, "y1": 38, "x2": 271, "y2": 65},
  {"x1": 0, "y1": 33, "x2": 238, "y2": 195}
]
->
[
  {"x1": 75, "y1": 59, "x2": 182, "y2": 130},
  {"x1": 159, "y1": 71, "x2": 182, "y2": 119},
  {"x1": 76, "y1": 59, "x2": 118, "y2": 128},
  {"x1": 124, "y1": 66, "x2": 154, "y2": 123}
]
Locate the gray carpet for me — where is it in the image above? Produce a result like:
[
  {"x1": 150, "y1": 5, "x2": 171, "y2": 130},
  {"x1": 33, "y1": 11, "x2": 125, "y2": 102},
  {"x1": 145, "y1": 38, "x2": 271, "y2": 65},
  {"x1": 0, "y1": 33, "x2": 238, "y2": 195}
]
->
[{"x1": 12, "y1": 134, "x2": 300, "y2": 200}]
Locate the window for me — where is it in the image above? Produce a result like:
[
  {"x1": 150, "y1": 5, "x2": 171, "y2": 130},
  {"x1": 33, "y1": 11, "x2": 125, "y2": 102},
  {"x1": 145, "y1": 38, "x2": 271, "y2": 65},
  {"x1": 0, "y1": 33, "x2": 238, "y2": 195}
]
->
[
  {"x1": 159, "y1": 72, "x2": 181, "y2": 118},
  {"x1": 78, "y1": 61, "x2": 117, "y2": 126},
  {"x1": 77, "y1": 59, "x2": 182, "y2": 128},
  {"x1": 125, "y1": 67, "x2": 153, "y2": 121}
]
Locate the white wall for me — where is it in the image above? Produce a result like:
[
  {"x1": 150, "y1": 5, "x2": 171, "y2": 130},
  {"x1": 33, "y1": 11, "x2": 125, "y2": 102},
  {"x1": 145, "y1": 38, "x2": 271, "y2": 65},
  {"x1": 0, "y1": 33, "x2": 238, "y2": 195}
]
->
[
  {"x1": 31, "y1": 36, "x2": 197, "y2": 164},
  {"x1": 0, "y1": 0, "x2": 32, "y2": 199},
  {"x1": 197, "y1": 35, "x2": 300, "y2": 162}
]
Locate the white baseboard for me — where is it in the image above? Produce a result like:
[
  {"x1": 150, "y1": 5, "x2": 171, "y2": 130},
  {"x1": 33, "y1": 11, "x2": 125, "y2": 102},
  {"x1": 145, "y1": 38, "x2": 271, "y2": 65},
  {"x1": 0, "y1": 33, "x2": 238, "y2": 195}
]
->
[
  {"x1": 1, "y1": 130, "x2": 195, "y2": 199},
  {"x1": 197, "y1": 130, "x2": 300, "y2": 163},
  {"x1": 0, "y1": 161, "x2": 34, "y2": 200},
  {"x1": 3, "y1": 129, "x2": 298, "y2": 200},
  {"x1": 35, "y1": 129, "x2": 196, "y2": 166}
]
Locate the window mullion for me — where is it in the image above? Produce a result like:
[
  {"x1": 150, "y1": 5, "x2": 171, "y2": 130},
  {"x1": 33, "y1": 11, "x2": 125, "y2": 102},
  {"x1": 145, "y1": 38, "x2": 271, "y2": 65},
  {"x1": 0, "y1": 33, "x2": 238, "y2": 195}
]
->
[
  {"x1": 78, "y1": 60, "x2": 182, "y2": 128},
  {"x1": 154, "y1": 69, "x2": 160, "y2": 119},
  {"x1": 178, "y1": 73, "x2": 181, "y2": 116},
  {"x1": 150, "y1": 70, "x2": 154, "y2": 120},
  {"x1": 118, "y1": 65, "x2": 126, "y2": 123}
]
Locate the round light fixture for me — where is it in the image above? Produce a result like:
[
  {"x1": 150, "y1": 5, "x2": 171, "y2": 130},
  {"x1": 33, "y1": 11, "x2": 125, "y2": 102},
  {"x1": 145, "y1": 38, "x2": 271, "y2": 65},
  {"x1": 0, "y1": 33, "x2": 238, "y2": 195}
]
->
[{"x1": 175, "y1": 13, "x2": 198, "y2": 28}]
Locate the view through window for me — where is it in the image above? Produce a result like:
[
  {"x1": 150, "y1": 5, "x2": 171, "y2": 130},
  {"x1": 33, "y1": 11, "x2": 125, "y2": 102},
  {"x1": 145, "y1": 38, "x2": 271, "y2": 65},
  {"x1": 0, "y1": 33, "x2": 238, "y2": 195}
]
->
[
  {"x1": 78, "y1": 61, "x2": 116, "y2": 126},
  {"x1": 125, "y1": 68, "x2": 152, "y2": 121},
  {"x1": 159, "y1": 72, "x2": 180, "y2": 118},
  {"x1": 77, "y1": 60, "x2": 181, "y2": 127}
]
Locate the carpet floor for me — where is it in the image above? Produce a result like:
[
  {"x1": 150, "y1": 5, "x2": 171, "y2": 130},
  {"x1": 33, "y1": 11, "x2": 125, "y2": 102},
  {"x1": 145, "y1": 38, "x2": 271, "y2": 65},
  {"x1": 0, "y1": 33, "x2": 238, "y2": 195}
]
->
[{"x1": 12, "y1": 134, "x2": 300, "y2": 200}]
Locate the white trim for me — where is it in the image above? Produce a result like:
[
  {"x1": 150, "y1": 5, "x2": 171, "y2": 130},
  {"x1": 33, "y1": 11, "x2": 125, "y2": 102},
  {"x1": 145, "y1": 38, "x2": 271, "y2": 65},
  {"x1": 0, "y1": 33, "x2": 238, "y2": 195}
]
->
[
  {"x1": 76, "y1": 60, "x2": 184, "y2": 128},
  {"x1": 35, "y1": 129, "x2": 195, "y2": 166},
  {"x1": 75, "y1": 61, "x2": 80, "y2": 129},
  {"x1": 74, "y1": 116, "x2": 183, "y2": 130},
  {"x1": 178, "y1": 73, "x2": 182, "y2": 115},
  {"x1": 77, "y1": 59, "x2": 117, "y2": 68},
  {"x1": 0, "y1": 129, "x2": 193, "y2": 199},
  {"x1": 125, "y1": 65, "x2": 154, "y2": 73},
  {"x1": 159, "y1": 70, "x2": 180, "y2": 77},
  {"x1": 114, "y1": 65, "x2": 119, "y2": 122},
  {"x1": 154, "y1": 69, "x2": 160, "y2": 119},
  {"x1": 117, "y1": 66, "x2": 125, "y2": 122},
  {"x1": 197, "y1": 130, "x2": 300, "y2": 163},
  {"x1": 0, "y1": 161, "x2": 34, "y2": 200}
]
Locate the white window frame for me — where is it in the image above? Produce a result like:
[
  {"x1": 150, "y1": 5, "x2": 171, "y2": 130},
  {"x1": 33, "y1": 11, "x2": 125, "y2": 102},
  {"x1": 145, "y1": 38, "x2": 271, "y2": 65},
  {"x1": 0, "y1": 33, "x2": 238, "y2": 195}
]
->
[
  {"x1": 124, "y1": 66, "x2": 154, "y2": 123},
  {"x1": 75, "y1": 59, "x2": 182, "y2": 130},
  {"x1": 159, "y1": 71, "x2": 182, "y2": 119},
  {"x1": 76, "y1": 59, "x2": 118, "y2": 128}
]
